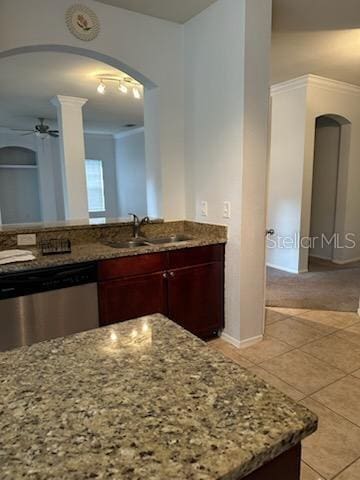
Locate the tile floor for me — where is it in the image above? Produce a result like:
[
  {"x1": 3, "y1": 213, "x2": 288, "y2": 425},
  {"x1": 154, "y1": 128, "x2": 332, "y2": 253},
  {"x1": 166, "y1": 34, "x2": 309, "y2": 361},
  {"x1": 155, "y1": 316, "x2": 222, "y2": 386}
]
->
[{"x1": 208, "y1": 307, "x2": 360, "y2": 480}]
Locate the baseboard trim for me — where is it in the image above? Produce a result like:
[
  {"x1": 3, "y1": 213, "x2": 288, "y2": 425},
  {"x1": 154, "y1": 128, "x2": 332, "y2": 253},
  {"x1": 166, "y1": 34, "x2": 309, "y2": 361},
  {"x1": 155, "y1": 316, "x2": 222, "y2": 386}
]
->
[
  {"x1": 221, "y1": 332, "x2": 263, "y2": 349},
  {"x1": 309, "y1": 254, "x2": 333, "y2": 261},
  {"x1": 267, "y1": 263, "x2": 307, "y2": 274},
  {"x1": 332, "y1": 256, "x2": 360, "y2": 265},
  {"x1": 221, "y1": 332, "x2": 241, "y2": 347},
  {"x1": 239, "y1": 334, "x2": 264, "y2": 349}
]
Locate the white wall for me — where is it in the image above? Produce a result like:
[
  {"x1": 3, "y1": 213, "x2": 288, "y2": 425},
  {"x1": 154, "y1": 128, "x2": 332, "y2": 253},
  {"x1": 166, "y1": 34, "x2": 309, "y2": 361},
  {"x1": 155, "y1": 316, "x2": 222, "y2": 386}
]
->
[
  {"x1": 115, "y1": 130, "x2": 147, "y2": 217},
  {"x1": 185, "y1": 0, "x2": 272, "y2": 343},
  {"x1": 84, "y1": 133, "x2": 118, "y2": 218},
  {"x1": 267, "y1": 75, "x2": 360, "y2": 273},
  {"x1": 0, "y1": 0, "x2": 185, "y2": 220},
  {"x1": 310, "y1": 120, "x2": 340, "y2": 260},
  {"x1": 267, "y1": 83, "x2": 308, "y2": 273}
]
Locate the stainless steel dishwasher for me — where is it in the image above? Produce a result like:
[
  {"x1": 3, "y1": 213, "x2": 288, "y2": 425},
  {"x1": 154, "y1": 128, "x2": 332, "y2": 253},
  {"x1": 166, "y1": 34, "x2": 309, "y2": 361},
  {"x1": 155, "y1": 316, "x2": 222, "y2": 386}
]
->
[{"x1": 0, "y1": 263, "x2": 99, "y2": 351}]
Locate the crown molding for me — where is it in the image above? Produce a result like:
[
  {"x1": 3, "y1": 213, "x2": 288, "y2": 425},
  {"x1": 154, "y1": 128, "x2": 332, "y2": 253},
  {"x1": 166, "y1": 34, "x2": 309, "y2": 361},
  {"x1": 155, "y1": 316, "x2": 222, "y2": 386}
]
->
[
  {"x1": 50, "y1": 95, "x2": 88, "y2": 108},
  {"x1": 271, "y1": 75, "x2": 309, "y2": 95},
  {"x1": 113, "y1": 126, "x2": 144, "y2": 139},
  {"x1": 307, "y1": 74, "x2": 360, "y2": 96},
  {"x1": 271, "y1": 74, "x2": 360, "y2": 97}
]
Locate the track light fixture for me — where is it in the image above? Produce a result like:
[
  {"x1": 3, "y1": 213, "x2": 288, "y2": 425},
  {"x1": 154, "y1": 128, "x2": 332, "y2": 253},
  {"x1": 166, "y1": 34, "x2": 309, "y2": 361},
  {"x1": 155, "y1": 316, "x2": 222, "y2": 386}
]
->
[
  {"x1": 96, "y1": 75, "x2": 142, "y2": 99},
  {"x1": 133, "y1": 87, "x2": 141, "y2": 99},
  {"x1": 97, "y1": 79, "x2": 106, "y2": 95},
  {"x1": 118, "y1": 82, "x2": 128, "y2": 94}
]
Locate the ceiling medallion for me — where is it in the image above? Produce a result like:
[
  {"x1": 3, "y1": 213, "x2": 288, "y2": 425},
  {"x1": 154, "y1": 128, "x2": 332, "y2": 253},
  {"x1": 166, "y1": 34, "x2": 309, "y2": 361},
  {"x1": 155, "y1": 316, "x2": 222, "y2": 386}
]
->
[{"x1": 65, "y1": 4, "x2": 100, "y2": 41}]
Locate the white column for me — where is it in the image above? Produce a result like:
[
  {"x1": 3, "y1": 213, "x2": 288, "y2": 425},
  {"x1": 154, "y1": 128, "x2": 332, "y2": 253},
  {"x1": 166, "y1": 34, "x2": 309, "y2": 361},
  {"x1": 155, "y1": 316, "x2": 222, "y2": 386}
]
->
[
  {"x1": 36, "y1": 137, "x2": 58, "y2": 222},
  {"x1": 50, "y1": 95, "x2": 89, "y2": 220}
]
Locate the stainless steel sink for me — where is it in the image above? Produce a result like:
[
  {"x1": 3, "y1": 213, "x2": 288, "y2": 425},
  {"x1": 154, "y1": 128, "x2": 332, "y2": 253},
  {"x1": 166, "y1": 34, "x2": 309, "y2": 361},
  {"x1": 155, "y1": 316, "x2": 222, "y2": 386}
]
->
[
  {"x1": 103, "y1": 234, "x2": 193, "y2": 249},
  {"x1": 146, "y1": 234, "x2": 193, "y2": 245},
  {"x1": 104, "y1": 240, "x2": 149, "y2": 249}
]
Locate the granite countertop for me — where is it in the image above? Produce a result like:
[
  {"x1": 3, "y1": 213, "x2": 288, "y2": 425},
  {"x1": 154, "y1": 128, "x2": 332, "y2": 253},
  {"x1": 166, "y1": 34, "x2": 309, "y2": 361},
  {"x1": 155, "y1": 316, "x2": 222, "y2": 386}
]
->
[
  {"x1": 0, "y1": 315, "x2": 317, "y2": 480},
  {"x1": 0, "y1": 236, "x2": 226, "y2": 275}
]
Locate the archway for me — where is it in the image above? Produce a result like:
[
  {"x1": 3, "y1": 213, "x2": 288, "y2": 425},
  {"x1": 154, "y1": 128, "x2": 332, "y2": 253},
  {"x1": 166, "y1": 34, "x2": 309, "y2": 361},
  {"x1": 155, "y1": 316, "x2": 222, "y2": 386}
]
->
[
  {"x1": 0, "y1": 45, "x2": 156, "y2": 89},
  {"x1": 0, "y1": 45, "x2": 162, "y2": 218},
  {"x1": 308, "y1": 113, "x2": 351, "y2": 268},
  {"x1": 0, "y1": 146, "x2": 41, "y2": 224}
]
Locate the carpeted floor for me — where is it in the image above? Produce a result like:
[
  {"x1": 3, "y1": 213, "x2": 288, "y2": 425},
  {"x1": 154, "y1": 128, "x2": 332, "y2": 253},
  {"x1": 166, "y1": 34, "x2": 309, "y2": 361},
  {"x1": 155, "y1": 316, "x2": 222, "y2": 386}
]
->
[{"x1": 266, "y1": 257, "x2": 360, "y2": 312}]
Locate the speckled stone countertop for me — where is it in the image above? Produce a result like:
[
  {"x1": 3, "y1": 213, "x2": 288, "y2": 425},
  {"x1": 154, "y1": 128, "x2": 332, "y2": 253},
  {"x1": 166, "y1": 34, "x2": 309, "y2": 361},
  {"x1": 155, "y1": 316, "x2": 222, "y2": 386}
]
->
[
  {"x1": 0, "y1": 315, "x2": 317, "y2": 480},
  {"x1": 0, "y1": 236, "x2": 226, "y2": 275}
]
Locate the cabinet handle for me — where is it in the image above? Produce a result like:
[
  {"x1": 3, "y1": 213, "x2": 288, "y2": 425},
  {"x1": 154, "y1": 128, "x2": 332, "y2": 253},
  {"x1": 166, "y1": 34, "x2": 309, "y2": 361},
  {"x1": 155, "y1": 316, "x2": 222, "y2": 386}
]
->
[
  {"x1": 169, "y1": 271, "x2": 175, "y2": 278},
  {"x1": 162, "y1": 272, "x2": 168, "y2": 279}
]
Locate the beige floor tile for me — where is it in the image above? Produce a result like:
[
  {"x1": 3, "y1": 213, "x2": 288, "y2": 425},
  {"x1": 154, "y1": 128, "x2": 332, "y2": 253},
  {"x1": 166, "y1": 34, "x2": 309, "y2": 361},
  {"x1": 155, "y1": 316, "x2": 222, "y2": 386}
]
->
[
  {"x1": 266, "y1": 318, "x2": 333, "y2": 347},
  {"x1": 301, "y1": 462, "x2": 325, "y2": 480},
  {"x1": 294, "y1": 310, "x2": 359, "y2": 331},
  {"x1": 239, "y1": 336, "x2": 292, "y2": 364},
  {"x1": 249, "y1": 365, "x2": 305, "y2": 402},
  {"x1": 353, "y1": 370, "x2": 360, "y2": 379},
  {"x1": 335, "y1": 323, "x2": 360, "y2": 347},
  {"x1": 301, "y1": 398, "x2": 360, "y2": 479},
  {"x1": 268, "y1": 307, "x2": 311, "y2": 317},
  {"x1": 207, "y1": 339, "x2": 254, "y2": 369},
  {"x1": 301, "y1": 334, "x2": 360, "y2": 373},
  {"x1": 311, "y1": 376, "x2": 360, "y2": 427},
  {"x1": 260, "y1": 350, "x2": 345, "y2": 395},
  {"x1": 265, "y1": 308, "x2": 291, "y2": 325},
  {"x1": 335, "y1": 459, "x2": 360, "y2": 480}
]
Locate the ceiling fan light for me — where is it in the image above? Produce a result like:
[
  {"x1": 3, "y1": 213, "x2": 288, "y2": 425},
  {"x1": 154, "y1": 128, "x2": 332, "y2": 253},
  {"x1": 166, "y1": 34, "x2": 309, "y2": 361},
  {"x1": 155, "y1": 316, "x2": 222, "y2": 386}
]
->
[
  {"x1": 36, "y1": 132, "x2": 48, "y2": 140},
  {"x1": 133, "y1": 87, "x2": 141, "y2": 99},
  {"x1": 118, "y1": 82, "x2": 128, "y2": 94},
  {"x1": 97, "y1": 80, "x2": 106, "y2": 95}
]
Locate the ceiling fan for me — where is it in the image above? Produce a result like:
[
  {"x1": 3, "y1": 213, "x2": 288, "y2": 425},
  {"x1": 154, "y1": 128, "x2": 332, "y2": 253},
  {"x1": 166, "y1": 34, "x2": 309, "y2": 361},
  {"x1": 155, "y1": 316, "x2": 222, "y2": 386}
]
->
[{"x1": 1, "y1": 118, "x2": 59, "y2": 138}]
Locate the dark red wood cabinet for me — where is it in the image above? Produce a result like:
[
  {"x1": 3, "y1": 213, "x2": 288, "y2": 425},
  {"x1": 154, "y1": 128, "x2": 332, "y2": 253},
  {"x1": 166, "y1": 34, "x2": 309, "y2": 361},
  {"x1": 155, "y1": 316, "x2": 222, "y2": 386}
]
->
[{"x1": 98, "y1": 244, "x2": 225, "y2": 338}]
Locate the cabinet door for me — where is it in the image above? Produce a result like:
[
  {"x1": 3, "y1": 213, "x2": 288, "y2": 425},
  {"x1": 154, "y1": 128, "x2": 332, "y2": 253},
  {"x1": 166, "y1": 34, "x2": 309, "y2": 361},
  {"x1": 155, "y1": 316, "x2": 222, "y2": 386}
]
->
[
  {"x1": 99, "y1": 272, "x2": 168, "y2": 326},
  {"x1": 167, "y1": 263, "x2": 224, "y2": 338}
]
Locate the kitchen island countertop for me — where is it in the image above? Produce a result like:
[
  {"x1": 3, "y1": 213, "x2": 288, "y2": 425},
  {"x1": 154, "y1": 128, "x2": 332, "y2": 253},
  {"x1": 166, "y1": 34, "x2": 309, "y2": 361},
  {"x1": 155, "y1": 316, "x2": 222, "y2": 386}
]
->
[{"x1": 0, "y1": 315, "x2": 317, "y2": 480}]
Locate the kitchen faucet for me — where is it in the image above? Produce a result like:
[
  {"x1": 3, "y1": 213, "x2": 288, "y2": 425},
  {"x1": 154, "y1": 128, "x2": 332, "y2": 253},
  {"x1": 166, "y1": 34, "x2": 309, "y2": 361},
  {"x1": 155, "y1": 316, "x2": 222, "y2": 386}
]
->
[{"x1": 128, "y1": 213, "x2": 150, "y2": 238}]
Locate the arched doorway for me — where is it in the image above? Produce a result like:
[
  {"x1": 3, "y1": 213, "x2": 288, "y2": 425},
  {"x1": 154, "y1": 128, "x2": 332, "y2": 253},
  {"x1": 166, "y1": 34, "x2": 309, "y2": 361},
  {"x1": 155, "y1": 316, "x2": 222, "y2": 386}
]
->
[
  {"x1": 0, "y1": 146, "x2": 41, "y2": 224},
  {"x1": 0, "y1": 45, "x2": 162, "y2": 219},
  {"x1": 309, "y1": 114, "x2": 351, "y2": 268}
]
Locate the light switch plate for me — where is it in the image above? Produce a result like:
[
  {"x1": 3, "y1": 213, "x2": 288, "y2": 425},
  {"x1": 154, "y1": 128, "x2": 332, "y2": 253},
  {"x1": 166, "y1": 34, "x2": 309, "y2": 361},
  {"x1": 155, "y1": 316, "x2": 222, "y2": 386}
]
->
[
  {"x1": 223, "y1": 201, "x2": 231, "y2": 219},
  {"x1": 200, "y1": 201, "x2": 208, "y2": 217},
  {"x1": 17, "y1": 234, "x2": 37, "y2": 246}
]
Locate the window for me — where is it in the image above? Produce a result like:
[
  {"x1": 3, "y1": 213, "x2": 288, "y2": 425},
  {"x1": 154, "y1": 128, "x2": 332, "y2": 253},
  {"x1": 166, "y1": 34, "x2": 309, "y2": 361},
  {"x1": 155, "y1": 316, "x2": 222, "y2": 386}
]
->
[{"x1": 85, "y1": 159, "x2": 106, "y2": 213}]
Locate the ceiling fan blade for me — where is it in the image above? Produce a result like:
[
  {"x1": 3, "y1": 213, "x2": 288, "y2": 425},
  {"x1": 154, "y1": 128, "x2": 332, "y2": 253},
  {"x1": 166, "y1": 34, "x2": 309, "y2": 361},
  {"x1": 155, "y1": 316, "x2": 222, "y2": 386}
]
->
[
  {"x1": 0, "y1": 127, "x2": 34, "y2": 132},
  {"x1": 48, "y1": 130, "x2": 59, "y2": 134},
  {"x1": 20, "y1": 132, "x2": 34, "y2": 136},
  {"x1": 49, "y1": 132, "x2": 59, "y2": 138}
]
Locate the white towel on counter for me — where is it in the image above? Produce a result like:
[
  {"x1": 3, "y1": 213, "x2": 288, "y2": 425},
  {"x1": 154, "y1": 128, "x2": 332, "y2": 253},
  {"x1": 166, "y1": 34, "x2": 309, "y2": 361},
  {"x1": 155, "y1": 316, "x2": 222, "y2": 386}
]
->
[{"x1": 0, "y1": 249, "x2": 36, "y2": 265}]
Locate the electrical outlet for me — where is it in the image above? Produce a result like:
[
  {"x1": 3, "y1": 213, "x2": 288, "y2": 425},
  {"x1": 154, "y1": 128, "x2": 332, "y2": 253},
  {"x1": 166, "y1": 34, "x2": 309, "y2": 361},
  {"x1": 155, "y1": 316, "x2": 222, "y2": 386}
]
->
[
  {"x1": 200, "y1": 201, "x2": 208, "y2": 217},
  {"x1": 17, "y1": 234, "x2": 37, "y2": 246},
  {"x1": 223, "y1": 201, "x2": 231, "y2": 219}
]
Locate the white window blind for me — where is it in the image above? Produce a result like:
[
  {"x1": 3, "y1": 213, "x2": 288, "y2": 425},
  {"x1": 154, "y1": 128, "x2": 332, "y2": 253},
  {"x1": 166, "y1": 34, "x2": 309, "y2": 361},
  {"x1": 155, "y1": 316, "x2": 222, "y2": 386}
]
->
[{"x1": 85, "y1": 159, "x2": 106, "y2": 213}]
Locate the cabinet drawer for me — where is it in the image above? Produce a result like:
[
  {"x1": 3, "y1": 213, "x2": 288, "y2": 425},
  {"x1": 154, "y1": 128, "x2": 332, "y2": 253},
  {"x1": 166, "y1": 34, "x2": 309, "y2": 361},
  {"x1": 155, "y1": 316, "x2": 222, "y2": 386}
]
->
[
  {"x1": 98, "y1": 252, "x2": 168, "y2": 281},
  {"x1": 169, "y1": 244, "x2": 224, "y2": 269}
]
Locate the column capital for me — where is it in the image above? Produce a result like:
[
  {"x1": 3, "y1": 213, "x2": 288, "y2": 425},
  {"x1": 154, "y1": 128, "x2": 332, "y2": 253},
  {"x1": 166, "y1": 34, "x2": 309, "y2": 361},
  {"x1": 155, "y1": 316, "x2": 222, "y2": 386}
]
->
[{"x1": 50, "y1": 95, "x2": 88, "y2": 108}]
